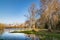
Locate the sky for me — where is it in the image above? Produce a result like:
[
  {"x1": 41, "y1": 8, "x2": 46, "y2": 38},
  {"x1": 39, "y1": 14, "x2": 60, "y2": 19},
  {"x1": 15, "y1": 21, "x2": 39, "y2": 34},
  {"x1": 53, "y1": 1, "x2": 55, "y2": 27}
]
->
[{"x1": 0, "y1": 0, "x2": 40, "y2": 24}]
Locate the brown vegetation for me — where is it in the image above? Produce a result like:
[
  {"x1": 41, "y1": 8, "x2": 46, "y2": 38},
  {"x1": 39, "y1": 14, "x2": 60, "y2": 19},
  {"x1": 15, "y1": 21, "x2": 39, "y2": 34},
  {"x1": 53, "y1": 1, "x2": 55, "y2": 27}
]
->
[{"x1": 25, "y1": 0, "x2": 60, "y2": 32}]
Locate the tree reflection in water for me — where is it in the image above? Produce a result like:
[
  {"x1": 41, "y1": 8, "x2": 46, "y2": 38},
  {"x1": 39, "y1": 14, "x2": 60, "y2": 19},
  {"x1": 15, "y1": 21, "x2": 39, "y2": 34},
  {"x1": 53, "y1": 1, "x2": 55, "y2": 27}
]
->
[
  {"x1": 0, "y1": 24, "x2": 5, "y2": 35},
  {"x1": 25, "y1": 34, "x2": 60, "y2": 40},
  {"x1": 26, "y1": 34, "x2": 40, "y2": 40},
  {"x1": 0, "y1": 28, "x2": 4, "y2": 39},
  {"x1": 0, "y1": 29, "x2": 4, "y2": 35}
]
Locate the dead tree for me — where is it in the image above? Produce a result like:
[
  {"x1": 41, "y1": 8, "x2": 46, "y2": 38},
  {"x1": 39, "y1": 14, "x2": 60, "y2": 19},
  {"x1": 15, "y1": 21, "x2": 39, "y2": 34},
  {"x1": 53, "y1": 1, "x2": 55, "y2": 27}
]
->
[
  {"x1": 25, "y1": 3, "x2": 37, "y2": 29},
  {"x1": 39, "y1": 0, "x2": 60, "y2": 32}
]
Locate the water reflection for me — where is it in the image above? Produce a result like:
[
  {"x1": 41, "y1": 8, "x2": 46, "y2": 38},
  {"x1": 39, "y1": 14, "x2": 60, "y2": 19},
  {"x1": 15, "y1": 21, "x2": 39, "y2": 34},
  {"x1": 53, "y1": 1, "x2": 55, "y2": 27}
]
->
[
  {"x1": 0, "y1": 28, "x2": 40, "y2": 40},
  {"x1": 0, "y1": 28, "x2": 59, "y2": 40},
  {"x1": 26, "y1": 33, "x2": 60, "y2": 40},
  {"x1": 0, "y1": 29, "x2": 4, "y2": 35},
  {"x1": 26, "y1": 34, "x2": 40, "y2": 40},
  {"x1": 1, "y1": 32, "x2": 28, "y2": 40},
  {"x1": 0, "y1": 29, "x2": 4, "y2": 39}
]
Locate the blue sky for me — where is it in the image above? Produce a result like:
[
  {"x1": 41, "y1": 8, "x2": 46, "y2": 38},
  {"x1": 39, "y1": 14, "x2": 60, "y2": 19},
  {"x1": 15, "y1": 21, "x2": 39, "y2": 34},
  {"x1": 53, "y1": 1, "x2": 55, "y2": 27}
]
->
[{"x1": 0, "y1": 0, "x2": 40, "y2": 24}]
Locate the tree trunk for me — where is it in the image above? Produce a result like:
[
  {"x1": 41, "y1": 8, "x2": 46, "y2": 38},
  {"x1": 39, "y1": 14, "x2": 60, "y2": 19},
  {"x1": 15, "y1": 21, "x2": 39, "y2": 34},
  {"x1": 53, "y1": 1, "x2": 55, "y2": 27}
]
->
[
  {"x1": 33, "y1": 24, "x2": 35, "y2": 29},
  {"x1": 48, "y1": 24, "x2": 53, "y2": 32}
]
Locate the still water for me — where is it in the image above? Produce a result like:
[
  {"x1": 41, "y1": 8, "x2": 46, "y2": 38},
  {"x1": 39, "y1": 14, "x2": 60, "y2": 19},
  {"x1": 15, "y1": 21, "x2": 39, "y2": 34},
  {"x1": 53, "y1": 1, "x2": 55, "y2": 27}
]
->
[{"x1": 0, "y1": 28, "x2": 40, "y2": 40}]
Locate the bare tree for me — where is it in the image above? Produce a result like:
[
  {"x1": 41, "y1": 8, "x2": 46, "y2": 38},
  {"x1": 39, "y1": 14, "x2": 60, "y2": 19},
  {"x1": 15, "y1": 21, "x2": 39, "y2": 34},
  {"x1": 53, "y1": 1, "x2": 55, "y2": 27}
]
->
[
  {"x1": 25, "y1": 3, "x2": 37, "y2": 29},
  {"x1": 39, "y1": 0, "x2": 60, "y2": 32}
]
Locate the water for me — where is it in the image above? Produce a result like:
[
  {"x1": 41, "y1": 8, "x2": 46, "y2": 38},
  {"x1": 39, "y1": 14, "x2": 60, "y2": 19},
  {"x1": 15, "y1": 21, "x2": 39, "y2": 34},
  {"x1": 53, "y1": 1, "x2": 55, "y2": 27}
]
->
[
  {"x1": 1, "y1": 32, "x2": 29, "y2": 40},
  {"x1": 0, "y1": 28, "x2": 40, "y2": 40},
  {"x1": 1, "y1": 28, "x2": 60, "y2": 40}
]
